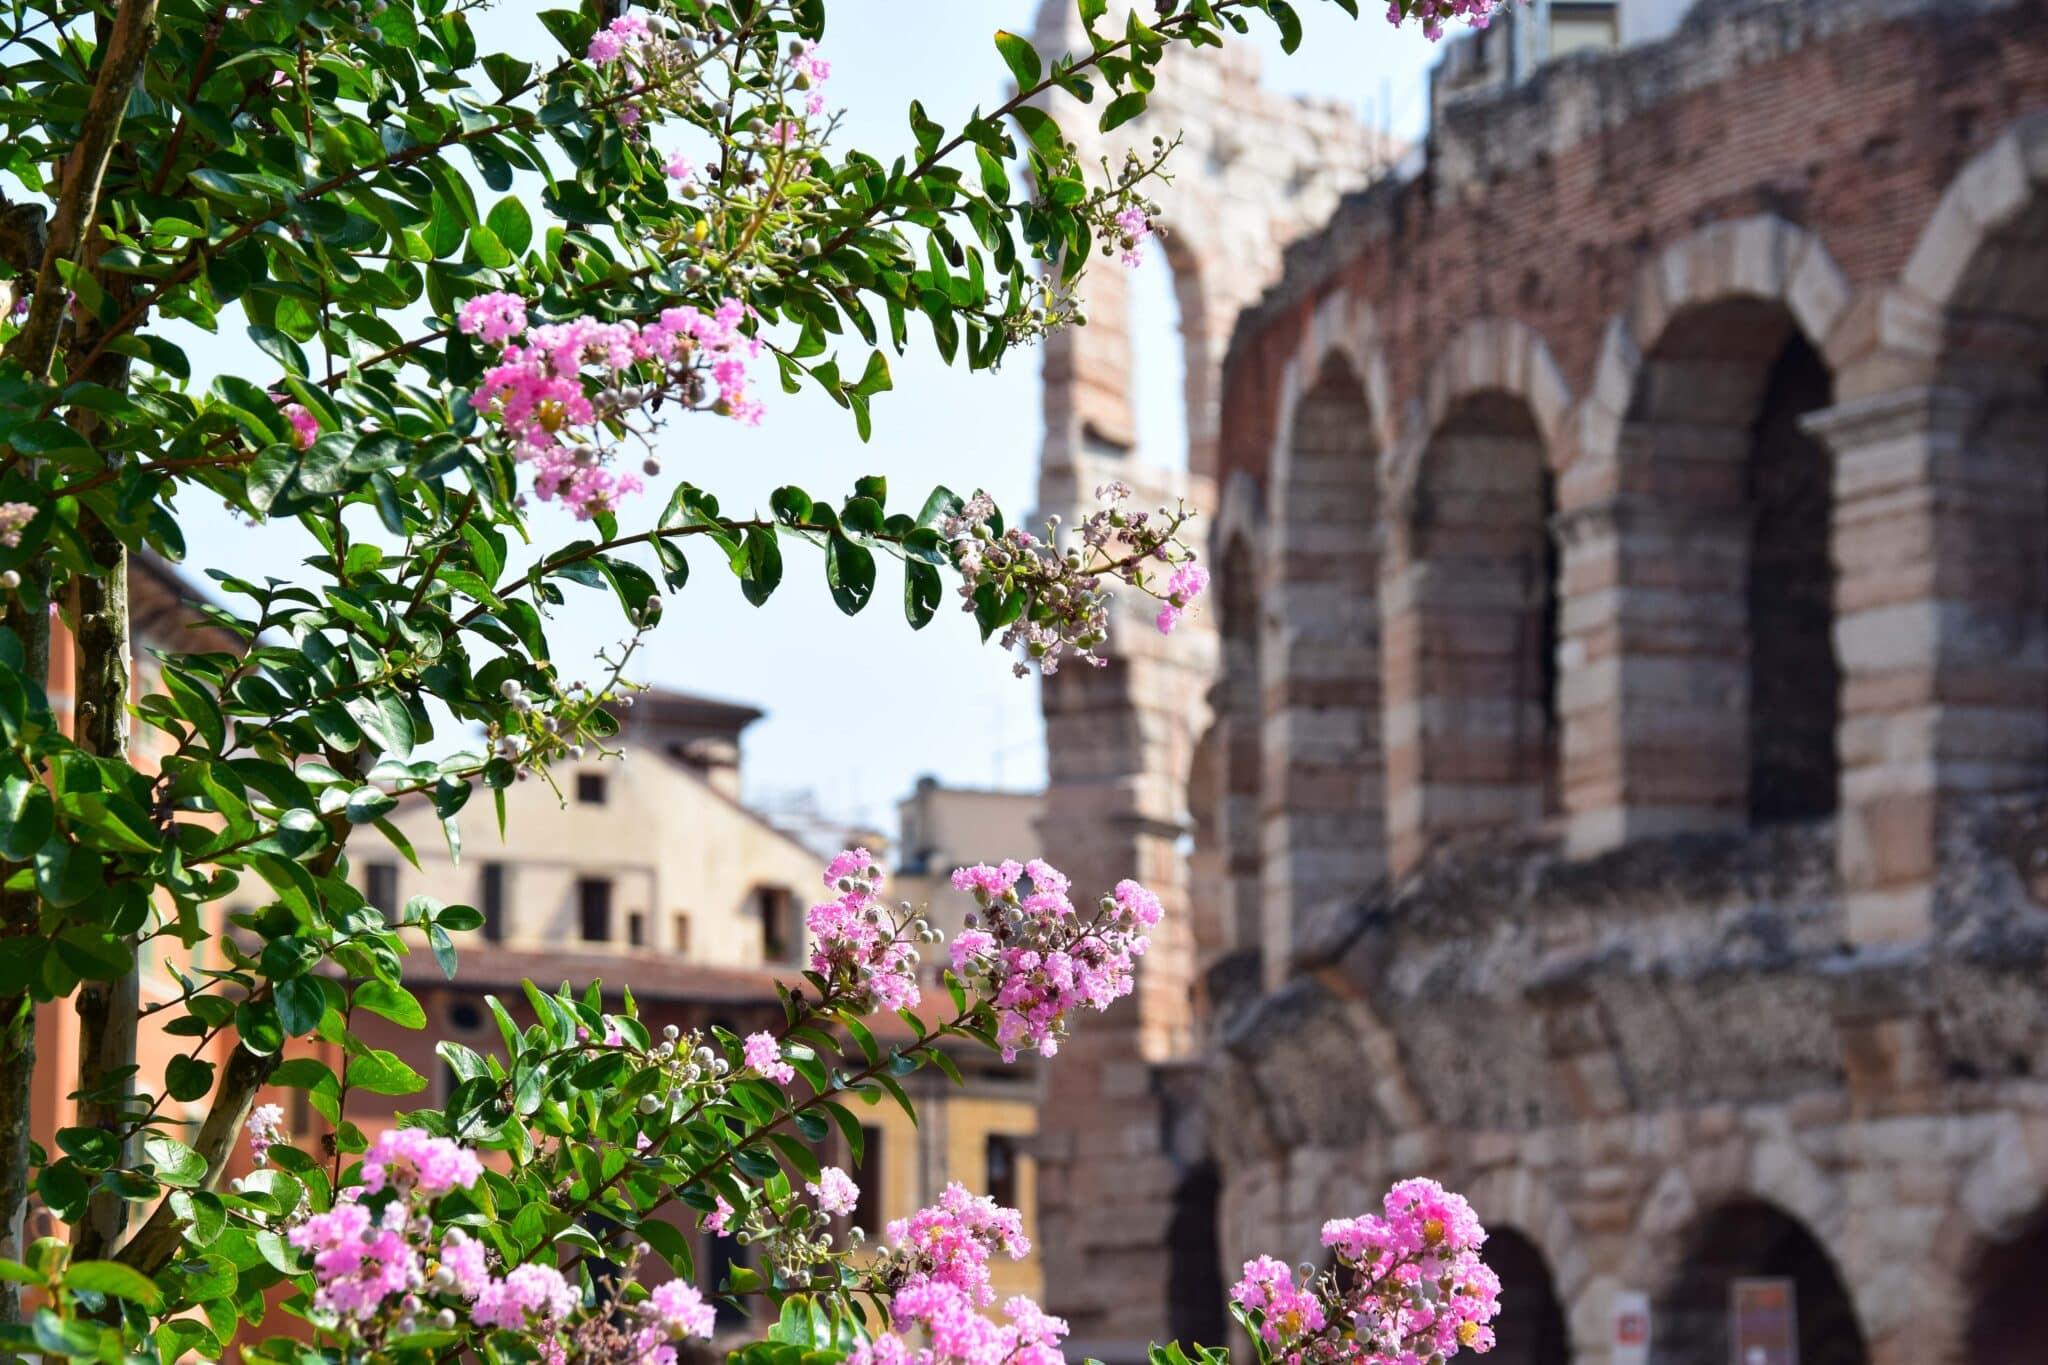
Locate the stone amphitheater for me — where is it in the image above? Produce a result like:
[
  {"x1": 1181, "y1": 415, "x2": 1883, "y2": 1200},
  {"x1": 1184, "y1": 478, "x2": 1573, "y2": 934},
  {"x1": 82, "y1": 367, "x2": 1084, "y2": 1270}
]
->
[{"x1": 1023, "y1": 1, "x2": 2048, "y2": 1362}]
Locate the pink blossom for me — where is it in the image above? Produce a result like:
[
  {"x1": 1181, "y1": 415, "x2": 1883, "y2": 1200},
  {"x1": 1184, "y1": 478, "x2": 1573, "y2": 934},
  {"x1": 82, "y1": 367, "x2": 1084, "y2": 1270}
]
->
[
  {"x1": 808, "y1": 848, "x2": 921, "y2": 1012},
  {"x1": 246, "y1": 1103, "x2": 285, "y2": 1166},
  {"x1": 271, "y1": 392, "x2": 319, "y2": 450},
  {"x1": 471, "y1": 1262, "x2": 577, "y2": 1332},
  {"x1": 457, "y1": 291, "x2": 529, "y2": 345},
  {"x1": 436, "y1": 1229, "x2": 492, "y2": 1296},
  {"x1": 1113, "y1": 205, "x2": 1153, "y2": 268},
  {"x1": 702, "y1": 1195, "x2": 734, "y2": 1235},
  {"x1": 808, "y1": 1166, "x2": 860, "y2": 1217},
  {"x1": 289, "y1": 1197, "x2": 421, "y2": 1322},
  {"x1": 664, "y1": 151, "x2": 694, "y2": 181},
  {"x1": 743, "y1": 1031, "x2": 795, "y2": 1086},
  {"x1": 1155, "y1": 562, "x2": 1209, "y2": 635},
  {"x1": 946, "y1": 860, "x2": 1159, "y2": 1061},
  {"x1": 640, "y1": 1278, "x2": 717, "y2": 1341},
  {"x1": 1236, "y1": 1180, "x2": 1502, "y2": 1364},
  {"x1": 883, "y1": 1183, "x2": 1030, "y2": 1308},
  {"x1": 462, "y1": 296, "x2": 764, "y2": 517},
  {"x1": 586, "y1": 13, "x2": 650, "y2": 64},
  {"x1": 789, "y1": 39, "x2": 831, "y2": 116},
  {"x1": 0, "y1": 502, "x2": 32, "y2": 549},
  {"x1": 360, "y1": 1127, "x2": 483, "y2": 1198}
]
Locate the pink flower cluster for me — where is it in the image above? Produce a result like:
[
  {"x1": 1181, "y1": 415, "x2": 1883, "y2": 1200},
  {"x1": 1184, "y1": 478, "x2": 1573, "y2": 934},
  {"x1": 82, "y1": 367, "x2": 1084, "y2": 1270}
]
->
[
  {"x1": 290, "y1": 1198, "x2": 422, "y2": 1323},
  {"x1": 1233, "y1": 1257, "x2": 1327, "y2": 1346},
  {"x1": 586, "y1": 12, "x2": 651, "y2": 66},
  {"x1": 457, "y1": 292, "x2": 763, "y2": 519},
  {"x1": 1113, "y1": 205, "x2": 1153, "y2": 268},
  {"x1": 246, "y1": 1103, "x2": 286, "y2": 1166},
  {"x1": 882, "y1": 1183, "x2": 1031, "y2": 1307},
  {"x1": 854, "y1": 1285, "x2": 1068, "y2": 1365},
  {"x1": 806, "y1": 847, "x2": 923, "y2": 1012},
  {"x1": 1393, "y1": 0, "x2": 1507, "y2": 41},
  {"x1": 632, "y1": 1278, "x2": 718, "y2": 1364},
  {"x1": 789, "y1": 38, "x2": 831, "y2": 116},
  {"x1": 1155, "y1": 562, "x2": 1210, "y2": 635},
  {"x1": 0, "y1": 501, "x2": 31, "y2": 548},
  {"x1": 808, "y1": 1166, "x2": 860, "y2": 1217},
  {"x1": 856, "y1": 1187, "x2": 1058, "y2": 1365},
  {"x1": 1231, "y1": 1179, "x2": 1501, "y2": 1365},
  {"x1": 471, "y1": 1262, "x2": 579, "y2": 1334},
  {"x1": 743, "y1": 1030, "x2": 795, "y2": 1086},
  {"x1": 947, "y1": 860, "x2": 1161, "y2": 1062},
  {"x1": 361, "y1": 1127, "x2": 485, "y2": 1197}
]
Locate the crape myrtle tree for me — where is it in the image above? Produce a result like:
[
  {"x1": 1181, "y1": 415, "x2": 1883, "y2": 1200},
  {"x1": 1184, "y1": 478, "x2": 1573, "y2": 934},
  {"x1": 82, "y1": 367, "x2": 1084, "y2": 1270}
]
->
[{"x1": 0, "y1": 0, "x2": 1512, "y2": 1361}]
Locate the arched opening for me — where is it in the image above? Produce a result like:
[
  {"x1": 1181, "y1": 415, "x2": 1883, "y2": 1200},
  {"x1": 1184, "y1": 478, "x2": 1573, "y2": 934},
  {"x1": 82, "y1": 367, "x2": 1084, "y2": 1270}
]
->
[
  {"x1": 1487, "y1": 1227, "x2": 1571, "y2": 1365},
  {"x1": 1165, "y1": 1161, "x2": 1226, "y2": 1344},
  {"x1": 1389, "y1": 389, "x2": 1557, "y2": 864},
  {"x1": 1968, "y1": 1205, "x2": 2048, "y2": 1364},
  {"x1": 1745, "y1": 332, "x2": 1839, "y2": 825},
  {"x1": 1259, "y1": 352, "x2": 1383, "y2": 978},
  {"x1": 1192, "y1": 527, "x2": 1265, "y2": 967},
  {"x1": 1618, "y1": 297, "x2": 1842, "y2": 832},
  {"x1": 1651, "y1": 1201, "x2": 1868, "y2": 1365},
  {"x1": 1129, "y1": 240, "x2": 1192, "y2": 473}
]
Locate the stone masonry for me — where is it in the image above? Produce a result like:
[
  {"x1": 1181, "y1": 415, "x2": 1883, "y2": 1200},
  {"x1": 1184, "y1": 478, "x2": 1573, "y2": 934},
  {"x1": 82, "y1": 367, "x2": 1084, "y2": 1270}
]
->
[{"x1": 1031, "y1": 0, "x2": 2048, "y2": 1362}]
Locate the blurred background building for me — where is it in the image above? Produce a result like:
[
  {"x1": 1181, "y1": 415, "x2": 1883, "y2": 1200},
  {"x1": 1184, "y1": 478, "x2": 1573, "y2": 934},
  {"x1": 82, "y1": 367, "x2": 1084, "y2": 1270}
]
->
[{"x1": 1023, "y1": 1, "x2": 2048, "y2": 1364}]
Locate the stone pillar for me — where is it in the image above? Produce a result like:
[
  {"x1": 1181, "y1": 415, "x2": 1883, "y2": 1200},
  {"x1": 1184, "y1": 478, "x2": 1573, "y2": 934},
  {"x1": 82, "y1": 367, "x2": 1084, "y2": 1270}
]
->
[
  {"x1": 1807, "y1": 385, "x2": 2048, "y2": 943},
  {"x1": 1555, "y1": 467, "x2": 1752, "y2": 856},
  {"x1": 1258, "y1": 370, "x2": 1382, "y2": 985}
]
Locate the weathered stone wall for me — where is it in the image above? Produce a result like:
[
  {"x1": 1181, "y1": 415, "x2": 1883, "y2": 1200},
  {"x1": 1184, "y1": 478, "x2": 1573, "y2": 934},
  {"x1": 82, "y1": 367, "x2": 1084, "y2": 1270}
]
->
[{"x1": 1184, "y1": 1, "x2": 2048, "y2": 1362}]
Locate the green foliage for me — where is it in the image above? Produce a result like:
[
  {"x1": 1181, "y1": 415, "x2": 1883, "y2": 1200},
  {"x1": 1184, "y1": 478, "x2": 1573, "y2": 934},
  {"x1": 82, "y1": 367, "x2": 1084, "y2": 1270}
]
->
[{"x1": 0, "y1": 0, "x2": 1371, "y2": 1358}]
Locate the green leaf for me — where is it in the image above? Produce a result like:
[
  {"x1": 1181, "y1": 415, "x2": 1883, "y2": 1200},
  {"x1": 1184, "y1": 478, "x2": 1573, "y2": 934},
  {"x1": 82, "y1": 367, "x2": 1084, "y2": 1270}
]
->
[
  {"x1": 347, "y1": 1050, "x2": 428, "y2": 1096},
  {"x1": 825, "y1": 533, "x2": 875, "y2": 616},
  {"x1": 737, "y1": 525, "x2": 782, "y2": 607},
  {"x1": 165, "y1": 1054, "x2": 215, "y2": 1103},
  {"x1": 994, "y1": 30, "x2": 1042, "y2": 89},
  {"x1": 63, "y1": 1259, "x2": 161, "y2": 1309},
  {"x1": 0, "y1": 775, "x2": 53, "y2": 863},
  {"x1": 904, "y1": 560, "x2": 942, "y2": 630},
  {"x1": 354, "y1": 979, "x2": 427, "y2": 1029},
  {"x1": 142, "y1": 1134, "x2": 208, "y2": 1189},
  {"x1": 486, "y1": 196, "x2": 533, "y2": 256},
  {"x1": 275, "y1": 976, "x2": 326, "y2": 1037},
  {"x1": 1100, "y1": 92, "x2": 1148, "y2": 132}
]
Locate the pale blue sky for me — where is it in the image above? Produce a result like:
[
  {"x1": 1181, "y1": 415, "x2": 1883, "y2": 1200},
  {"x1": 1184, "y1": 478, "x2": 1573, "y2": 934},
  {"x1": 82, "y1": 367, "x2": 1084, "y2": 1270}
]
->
[{"x1": 166, "y1": 2, "x2": 1440, "y2": 832}]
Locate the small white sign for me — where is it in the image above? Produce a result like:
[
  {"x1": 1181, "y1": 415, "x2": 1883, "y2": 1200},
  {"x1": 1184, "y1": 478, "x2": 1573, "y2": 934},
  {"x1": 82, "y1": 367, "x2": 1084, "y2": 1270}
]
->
[{"x1": 1612, "y1": 1289, "x2": 1651, "y2": 1365}]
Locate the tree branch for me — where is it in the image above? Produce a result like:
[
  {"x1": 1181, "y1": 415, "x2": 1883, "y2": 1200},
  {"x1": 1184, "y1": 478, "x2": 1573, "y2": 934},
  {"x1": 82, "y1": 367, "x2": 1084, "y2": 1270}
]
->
[{"x1": 1, "y1": 0, "x2": 160, "y2": 382}]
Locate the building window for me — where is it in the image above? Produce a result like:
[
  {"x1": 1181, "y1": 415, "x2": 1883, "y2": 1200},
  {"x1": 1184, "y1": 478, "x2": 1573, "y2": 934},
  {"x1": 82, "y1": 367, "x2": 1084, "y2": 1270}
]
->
[
  {"x1": 852, "y1": 1125, "x2": 884, "y2": 1235},
  {"x1": 1549, "y1": 1, "x2": 1618, "y2": 56},
  {"x1": 627, "y1": 911, "x2": 645, "y2": 948},
  {"x1": 449, "y1": 1000, "x2": 483, "y2": 1032},
  {"x1": 757, "y1": 885, "x2": 796, "y2": 962},
  {"x1": 672, "y1": 912, "x2": 691, "y2": 955},
  {"x1": 578, "y1": 878, "x2": 613, "y2": 943},
  {"x1": 986, "y1": 1133, "x2": 1022, "y2": 1210},
  {"x1": 576, "y1": 771, "x2": 607, "y2": 805},
  {"x1": 363, "y1": 861, "x2": 398, "y2": 920},
  {"x1": 480, "y1": 863, "x2": 506, "y2": 943}
]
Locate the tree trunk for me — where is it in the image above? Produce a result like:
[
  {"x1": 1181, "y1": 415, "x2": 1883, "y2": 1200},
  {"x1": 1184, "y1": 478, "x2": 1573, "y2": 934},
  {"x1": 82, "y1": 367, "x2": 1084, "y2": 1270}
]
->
[
  {"x1": 68, "y1": 533, "x2": 133, "y2": 1263},
  {"x1": 0, "y1": 585, "x2": 50, "y2": 1360}
]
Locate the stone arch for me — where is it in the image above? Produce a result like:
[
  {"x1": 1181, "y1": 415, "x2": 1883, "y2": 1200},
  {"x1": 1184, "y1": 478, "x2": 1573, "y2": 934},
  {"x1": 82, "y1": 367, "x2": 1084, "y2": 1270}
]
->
[
  {"x1": 1649, "y1": 1198, "x2": 1870, "y2": 1365},
  {"x1": 1563, "y1": 216, "x2": 1850, "y2": 853},
  {"x1": 1389, "y1": 316, "x2": 1574, "y2": 511},
  {"x1": 1901, "y1": 109, "x2": 2048, "y2": 359},
  {"x1": 1383, "y1": 323, "x2": 1568, "y2": 868},
  {"x1": 1259, "y1": 335, "x2": 1386, "y2": 985},
  {"x1": 1466, "y1": 1165, "x2": 1591, "y2": 1309}
]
